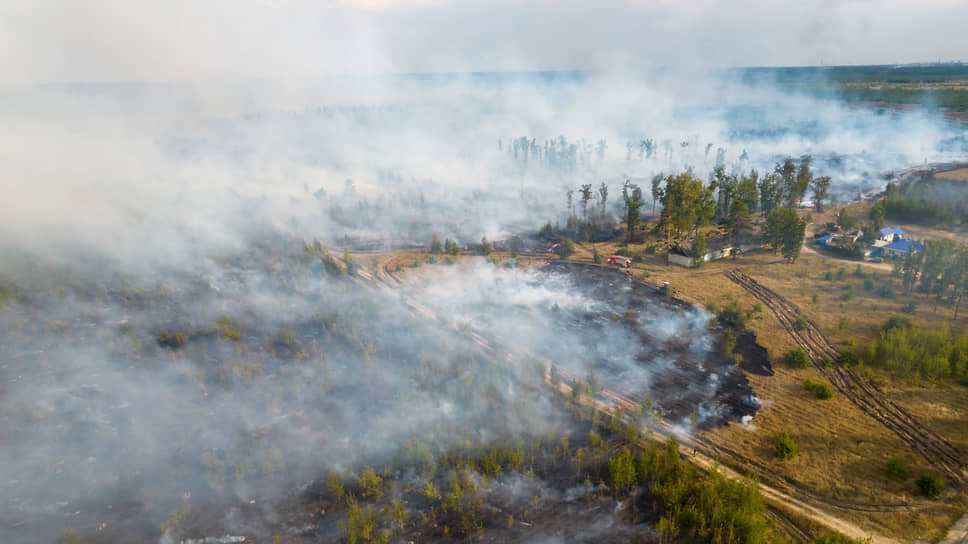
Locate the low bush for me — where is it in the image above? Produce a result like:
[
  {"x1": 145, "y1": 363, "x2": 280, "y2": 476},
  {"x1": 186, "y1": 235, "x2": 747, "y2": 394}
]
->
[
  {"x1": 916, "y1": 473, "x2": 944, "y2": 498},
  {"x1": 804, "y1": 378, "x2": 834, "y2": 399},
  {"x1": 885, "y1": 456, "x2": 910, "y2": 480},
  {"x1": 783, "y1": 347, "x2": 811, "y2": 369},
  {"x1": 774, "y1": 429, "x2": 798, "y2": 460}
]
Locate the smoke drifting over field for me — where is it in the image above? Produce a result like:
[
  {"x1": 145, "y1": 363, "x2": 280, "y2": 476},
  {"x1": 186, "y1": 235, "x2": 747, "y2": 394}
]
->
[
  {"x1": 2, "y1": 6, "x2": 968, "y2": 542},
  {"x1": 2, "y1": 69, "x2": 967, "y2": 267}
]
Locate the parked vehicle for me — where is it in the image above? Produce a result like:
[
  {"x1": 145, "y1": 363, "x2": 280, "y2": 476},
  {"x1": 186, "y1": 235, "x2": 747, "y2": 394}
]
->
[{"x1": 607, "y1": 255, "x2": 632, "y2": 267}]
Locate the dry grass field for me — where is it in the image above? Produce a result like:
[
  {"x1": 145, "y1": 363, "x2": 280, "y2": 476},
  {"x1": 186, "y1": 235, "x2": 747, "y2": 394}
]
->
[{"x1": 938, "y1": 167, "x2": 968, "y2": 182}]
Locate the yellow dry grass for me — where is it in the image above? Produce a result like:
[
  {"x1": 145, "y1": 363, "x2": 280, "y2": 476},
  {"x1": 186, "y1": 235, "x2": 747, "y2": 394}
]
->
[{"x1": 938, "y1": 168, "x2": 968, "y2": 182}]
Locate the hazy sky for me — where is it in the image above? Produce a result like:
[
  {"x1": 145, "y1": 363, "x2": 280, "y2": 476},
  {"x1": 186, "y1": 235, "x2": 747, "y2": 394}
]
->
[{"x1": 1, "y1": 0, "x2": 966, "y2": 82}]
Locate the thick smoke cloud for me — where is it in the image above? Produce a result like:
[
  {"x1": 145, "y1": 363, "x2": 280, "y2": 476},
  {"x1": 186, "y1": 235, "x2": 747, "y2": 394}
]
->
[
  {"x1": 1, "y1": 70, "x2": 965, "y2": 273},
  {"x1": 2, "y1": 2, "x2": 968, "y2": 542},
  {"x1": 3, "y1": 0, "x2": 968, "y2": 82}
]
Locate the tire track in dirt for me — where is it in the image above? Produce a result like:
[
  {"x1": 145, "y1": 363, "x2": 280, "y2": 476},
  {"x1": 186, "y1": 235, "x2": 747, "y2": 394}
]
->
[{"x1": 725, "y1": 268, "x2": 968, "y2": 486}]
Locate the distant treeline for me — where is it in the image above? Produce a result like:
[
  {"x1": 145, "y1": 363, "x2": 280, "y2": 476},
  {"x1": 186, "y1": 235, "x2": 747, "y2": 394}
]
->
[
  {"x1": 881, "y1": 173, "x2": 968, "y2": 226},
  {"x1": 738, "y1": 64, "x2": 968, "y2": 85}
]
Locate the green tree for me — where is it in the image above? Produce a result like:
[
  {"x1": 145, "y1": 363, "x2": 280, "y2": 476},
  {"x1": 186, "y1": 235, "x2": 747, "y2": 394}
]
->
[
  {"x1": 777, "y1": 157, "x2": 799, "y2": 207},
  {"x1": 774, "y1": 429, "x2": 798, "y2": 460},
  {"x1": 327, "y1": 470, "x2": 345, "y2": 499},
  {"x1": 598, "y1": 181, "x2": 609, "y2": 215},
  {"x1": 650, "y1": 173, "x2": 664, "y2": 216},
  {"x1": 580, "y1": 183, "x2": 594, "y2": 220},
  {"x1": 659, "y1": 171, "x2": 715, "y2": 245},
  {"x1": 358, "y1": 467, "x2": 384, "y2": 499},
  {"x1": 557, "y1": 237, "x2": 576, "y2": 259},
  {"x1": 444, "y1": 237, "x2": 460, "y2": 256},
  {"x1": 623, "y1": 180, "x2": 644, "y2": 242},
  {"x1": 758, "y1": 171, "x2": 782, "y2": 215},
  {"x1": 737, "y1": 169, "x2": 759, "y2": 213},
  {"x1": 692, "y1": 231, "x2": 707, "y2": 268},
  {"x1": 726, "y1": 199, "x2": 751, "y2": 246},
  {"x1": 812, "y1": 175, "x2": 831, "y2": 213},
  {"x1": 476, "y1": 236, "x2": 490, "y2": 256},
  {"x1": 870, "y1": 203, "x2": 886, "y2": 231},
  {"x1": 765, "y1": 208, "x2": 807, "y2": 263},
  {"x1": 430, "y1": 233, "x2": 442, "y2": 255},
  {"x1": 608, "y1": 448, "x2": 637, "y2": 494},
  {"x1": 794, "y1": 154, "x2": 813, "y2": 206}
]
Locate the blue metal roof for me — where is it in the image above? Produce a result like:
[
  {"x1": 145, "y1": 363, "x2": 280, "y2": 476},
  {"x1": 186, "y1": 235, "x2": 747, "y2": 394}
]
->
[
  {"x1": 880, "y1": 227, "x2": 905, "y2": 236},
  {"x1": 884, "y1": 238, "x2": 922, "y2": 252},
  {"x1": 816, "y1": 235, "x2": 833, "y2": 243}
]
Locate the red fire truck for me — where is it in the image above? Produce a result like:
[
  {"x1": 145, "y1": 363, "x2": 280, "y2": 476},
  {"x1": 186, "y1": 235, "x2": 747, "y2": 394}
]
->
[{"x1": 606, "y1": 255, "x2": 632, "y2": 267}]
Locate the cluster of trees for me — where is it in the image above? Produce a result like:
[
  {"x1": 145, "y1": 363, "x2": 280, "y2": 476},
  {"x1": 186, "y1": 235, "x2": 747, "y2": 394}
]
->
[
  {"x1": 559, "y1": 181, "x2": 617, "y2": 242},
  {"x1": 502, "y1": 135, "x2": 608, "y2": 170},
  {"x1": 548, "y1": 154, "x2": 822, "y2": 254},
  {"x1": 881, "y1": 173, "x2": 968, "y2": 226},
  {"x1": 652, "y1": 156, "x2": 820, "y2": 252},
  {"x1": 609, "y1": 438, "x2": 770, "y2": 542},
  {"x1": 863, "y1": 318, "x2": 968, "y2": 383},
  {"x1": 429, "y1": 233, "x2": 461, "y2": 256},
  {"x1": 321, "y1": 407, "x2": 773, "y2": 544},
  {"x1": 764, "y1": 208, "x2": 808, "y2": 263},
  {"x1": 895, "y1": 238, "x2": 968, "y2": 316}
]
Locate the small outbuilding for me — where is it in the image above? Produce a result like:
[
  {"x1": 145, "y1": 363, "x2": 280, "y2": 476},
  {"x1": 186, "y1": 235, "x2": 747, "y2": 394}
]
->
[{"x1": 878, "y1": 227, "x2": 905, "y2": 243}]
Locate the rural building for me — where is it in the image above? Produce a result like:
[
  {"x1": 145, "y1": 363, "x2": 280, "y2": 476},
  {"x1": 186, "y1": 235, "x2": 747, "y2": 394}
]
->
[
  {"x1": 667, "y1": 244, "x2": 746, "y2": 268},
  {"x1": 878, "y1": 227, "x2": 905, "y2": 243},
  {"x1": 873, "y1": 238, "x2": 923, "y2": 258},
  {"x1": 667, "y1": 250, "x2": 694, "y2": 267}
]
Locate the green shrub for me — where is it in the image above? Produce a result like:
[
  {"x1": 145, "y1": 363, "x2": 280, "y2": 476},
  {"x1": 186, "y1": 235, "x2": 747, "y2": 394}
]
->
[
  {"x1": 876, "y1": 284, "x2": 895, "y2": 298},
  {"x1": 882, "y1": 316, "x2": 913, "y2": 332},
  {"x1": 444, "y1": 238, "x2": 460, "y2": 256},
  {"x1": 804, "y1": 378, "x2": 834, "y2": 399},
  {"x1": 916, "y1": 473, "x2": 944, "y2": 498},
  {"x1": 885, "y1": 456, "x2": 910, "y2": 480},
  {"x1": 836, "y1": 350, "x2": 858, "y2": 366},
  {"x1": 840, "y1": 285, "x2": 854, "y2": 301},
  {"x1": 557, "y1": 238, "x2": 576, "y2": 259},
  {"x1": 723, "y1": 329, "x2": 736, "y2": 356},
  {"x1": 479, "y1": 236, "x2": 492, "y2": 256},
  {"x1": 774, "y1": 429, "x2": 798, "y2": 460},
  {"x1": 592, "y1": 248, "x2": 602, "y2": 264},
  {"x1": 901, "y1": 302, "x2": 917, "y2": 314},
  {"x1": 717, "y1": 301, "x2": 748, "y2": 328},
  {"x1": 794, "y1": 316, "x2": 809, "y2": 331},
  {"x1": 783, "y1": 347, "x2": 811, "y2": 369},
  {"x1": 538, "y1": 222, "x2": 554, "y2": 239}
]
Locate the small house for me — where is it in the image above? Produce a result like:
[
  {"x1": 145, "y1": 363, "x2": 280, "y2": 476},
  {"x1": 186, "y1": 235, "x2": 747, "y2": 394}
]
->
[
  {"x1": 878, "y1": 227, "x2": 905, "y2": 243},
  {"x1": 876, "y1": 238, "x2": 923, "y2": 258}
]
